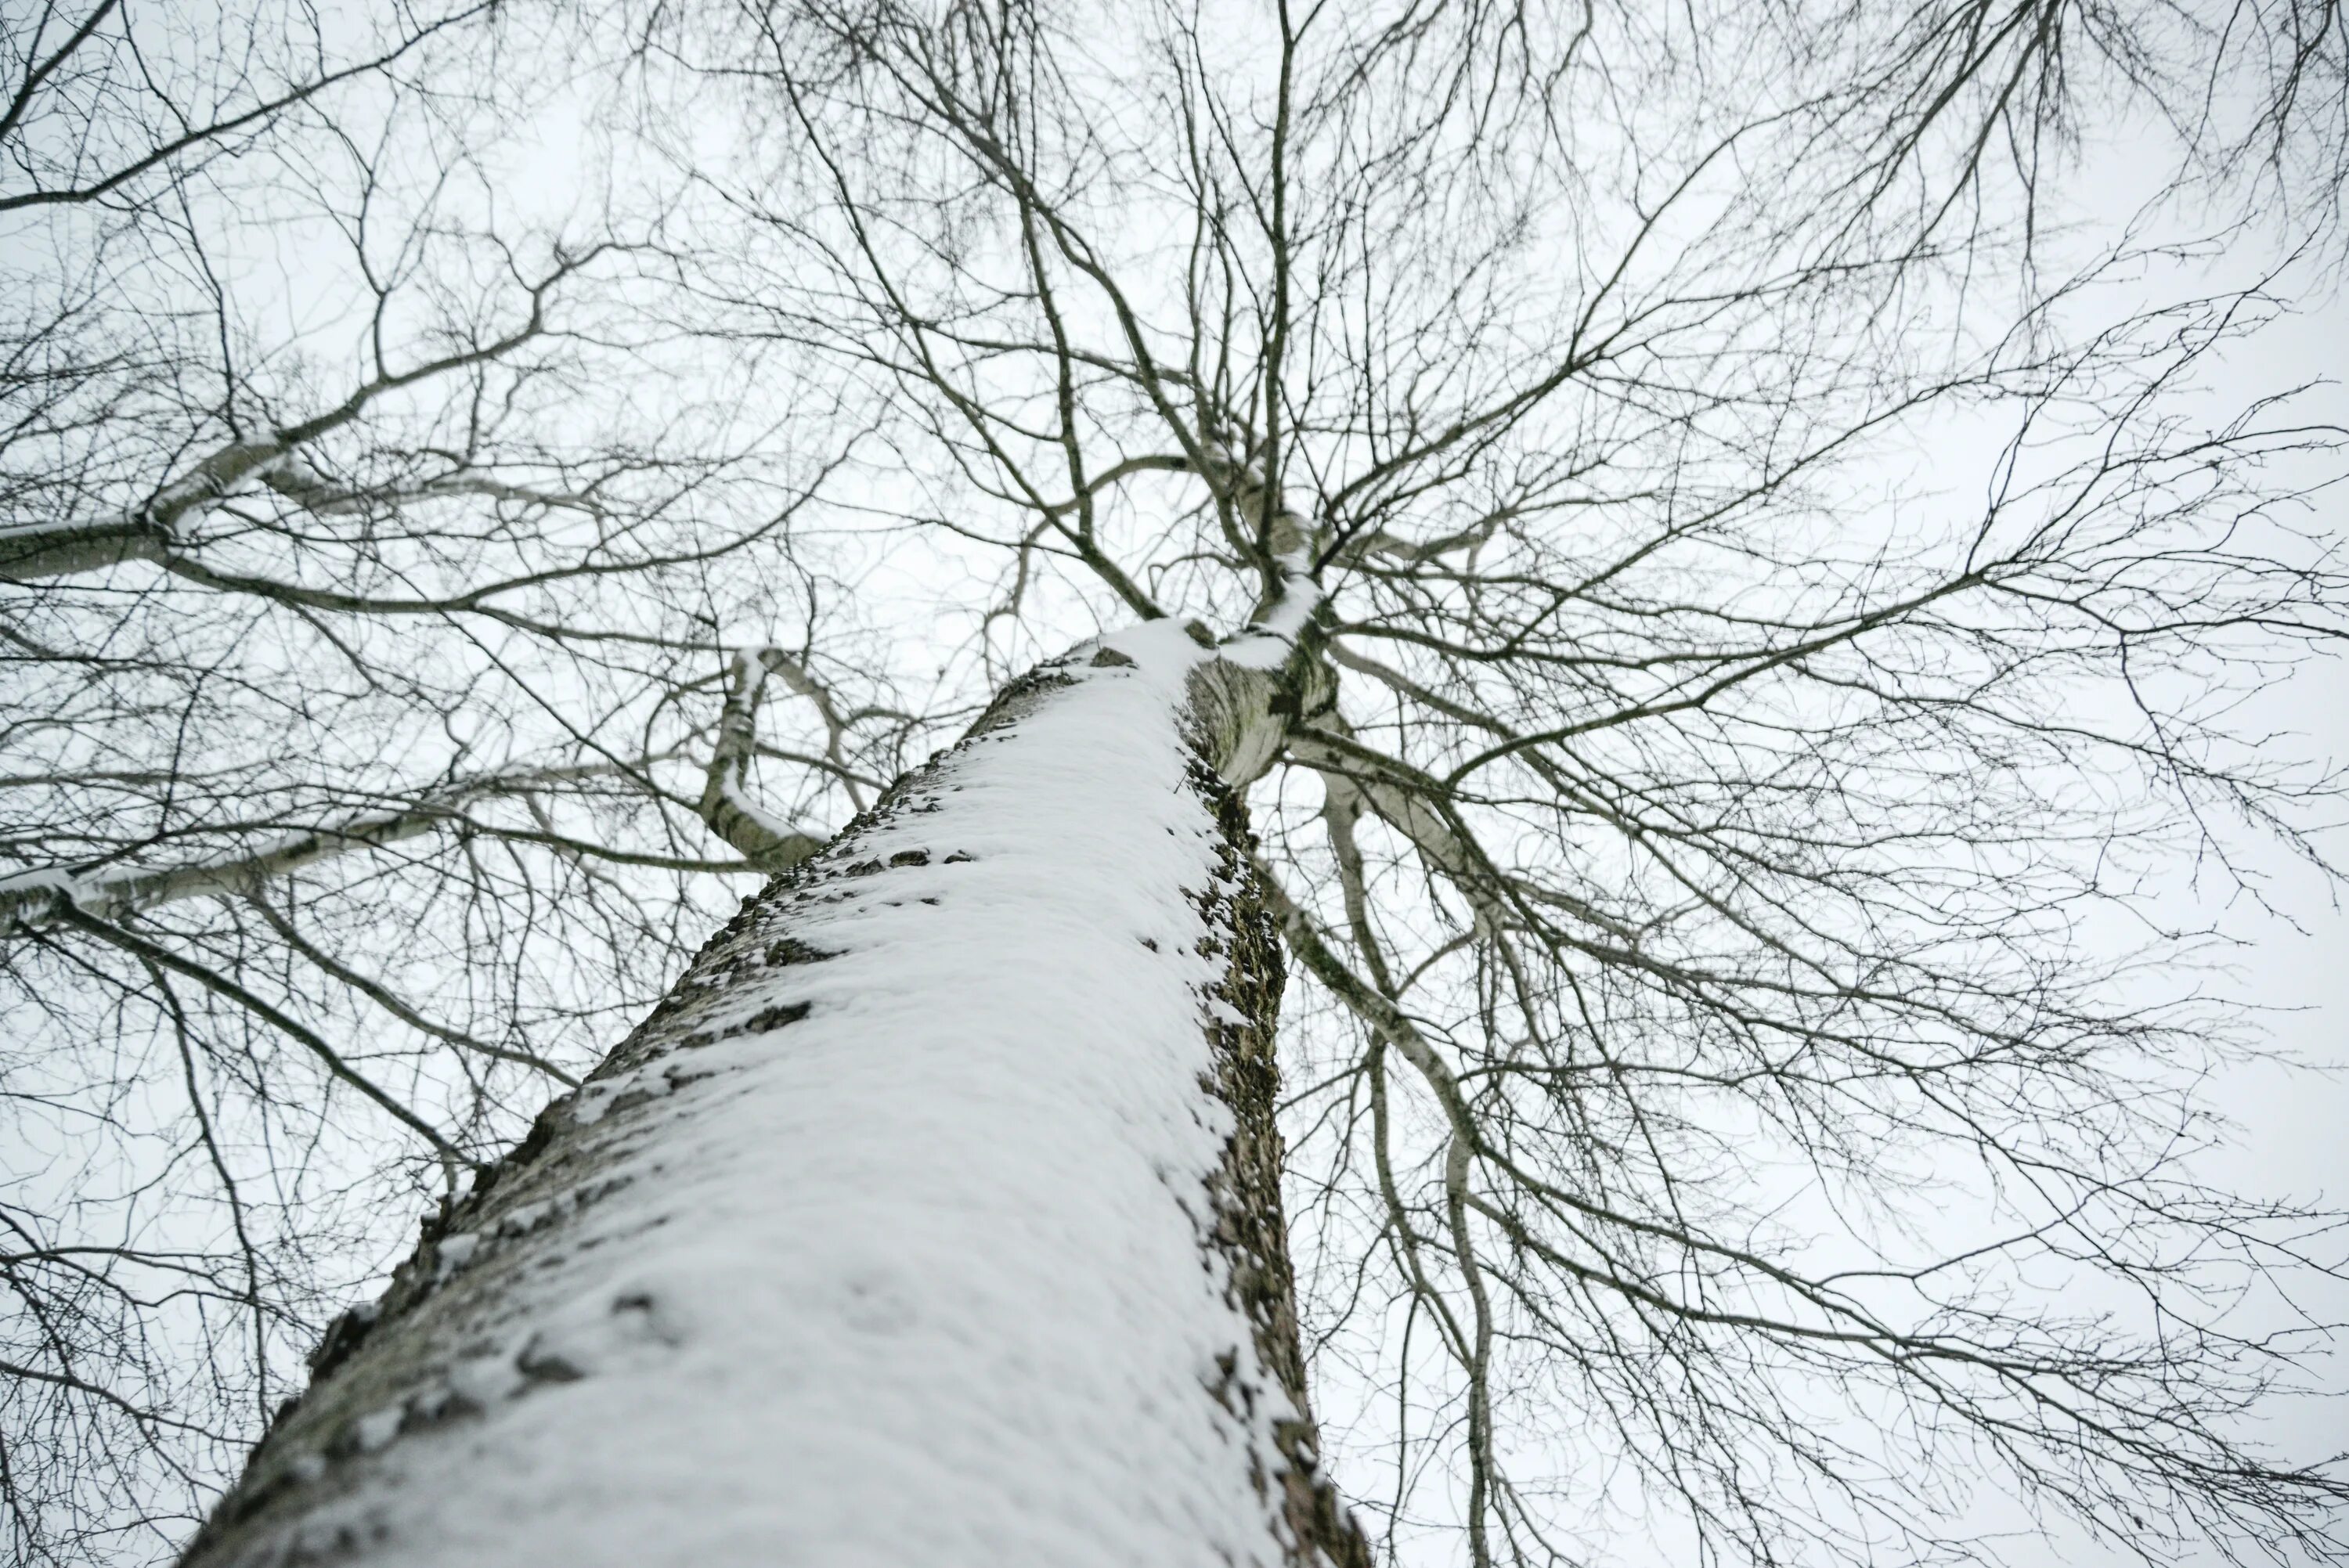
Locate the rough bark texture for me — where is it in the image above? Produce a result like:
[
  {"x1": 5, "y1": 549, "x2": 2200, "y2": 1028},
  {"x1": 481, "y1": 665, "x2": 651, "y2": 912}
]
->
[
  {"x1": 1189, "y1": 761, "x2": 1375, "y2": 1568},
  {"x1": 0, "y1": 517, "x2": 168, "y2": 580},
  {"x1": 179, "y1": 643, "x2": 1366, "y2": 1567}
]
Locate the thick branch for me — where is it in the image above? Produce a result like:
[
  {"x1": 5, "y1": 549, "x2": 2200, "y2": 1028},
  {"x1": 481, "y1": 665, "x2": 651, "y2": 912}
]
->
[
  {"x1": 1, "y1": 760, "x2": 644, "y2": 929},
  {"x1": 695, "y1": 649, "x2": 832, "y2": 870}
]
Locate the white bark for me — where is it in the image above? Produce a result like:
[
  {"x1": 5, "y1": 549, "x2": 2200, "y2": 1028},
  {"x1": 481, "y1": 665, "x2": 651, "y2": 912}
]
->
[
  {"x1": 694, "y1": 649, "x2": 839, "y2": 870},
  {"x1": 0, "y1": 762, "x2": 652, "y2": 929},
  {"x1": 179, "y1": 624, "x2": 1362, "y2": 1567}
]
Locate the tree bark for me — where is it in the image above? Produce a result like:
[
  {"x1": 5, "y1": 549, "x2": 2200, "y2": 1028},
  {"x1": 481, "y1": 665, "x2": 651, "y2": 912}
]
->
[{"x1": 179, "y1": 623, "x2": 1367, "y2": 1567}]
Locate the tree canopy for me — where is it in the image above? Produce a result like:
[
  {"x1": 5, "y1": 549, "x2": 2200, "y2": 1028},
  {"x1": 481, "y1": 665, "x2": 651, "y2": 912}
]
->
[{"x1": 4, "y1": 1, "x2": 2346, "y2": 1563}]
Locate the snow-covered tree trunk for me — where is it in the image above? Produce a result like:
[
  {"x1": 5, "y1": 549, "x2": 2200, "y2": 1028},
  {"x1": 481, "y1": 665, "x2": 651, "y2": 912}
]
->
[{"x1": 178, "y1": 620, "x2": 1367, "y2": 1567}]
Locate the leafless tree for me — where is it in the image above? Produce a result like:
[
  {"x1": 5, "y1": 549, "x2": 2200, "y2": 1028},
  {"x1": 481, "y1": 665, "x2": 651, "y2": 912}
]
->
[
  {"x1": 8, "y1": 0, "x2": 2349, "y2": 1563},
  {"x1": 2, "y1": 6, "x2": 899, "y2": 1559}
]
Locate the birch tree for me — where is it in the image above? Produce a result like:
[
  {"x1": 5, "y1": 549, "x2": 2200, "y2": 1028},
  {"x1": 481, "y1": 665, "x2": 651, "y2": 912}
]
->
[
  {"x1": 9, "y1": 0, "x2": 2349, "y2": 1564},
  {"x1": 1, "y1": 6, "x2": 880, "y2": 1557}
]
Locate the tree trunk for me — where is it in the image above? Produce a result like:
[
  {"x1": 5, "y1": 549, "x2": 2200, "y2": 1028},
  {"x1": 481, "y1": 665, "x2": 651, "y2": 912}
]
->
[{"x1": 179, "y1": 622, "x2": 1368, "y2": 1567}]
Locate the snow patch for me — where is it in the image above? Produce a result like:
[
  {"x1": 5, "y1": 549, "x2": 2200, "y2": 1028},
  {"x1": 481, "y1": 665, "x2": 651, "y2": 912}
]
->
[
  {"x1": 431, "y1": 1233, "x2": 479, "y2": 1283},
  {"x1": 244, "y1": 630, "x2": 1316, "y2": 1566}
]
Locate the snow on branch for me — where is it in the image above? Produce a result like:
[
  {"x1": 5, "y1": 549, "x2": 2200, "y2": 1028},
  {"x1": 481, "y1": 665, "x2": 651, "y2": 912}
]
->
[
  {"x1": 0, "y1": 759, "x2": 647, "y2": 930},
  {"x1": 695, "y1": 649, "x2": 835, "y2": 871}
]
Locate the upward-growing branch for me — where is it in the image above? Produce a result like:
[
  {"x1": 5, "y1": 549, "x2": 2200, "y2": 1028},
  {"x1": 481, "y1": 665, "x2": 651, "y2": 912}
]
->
[{"x1": 695, "y1": 649, "x2": 833, "y2": 871}]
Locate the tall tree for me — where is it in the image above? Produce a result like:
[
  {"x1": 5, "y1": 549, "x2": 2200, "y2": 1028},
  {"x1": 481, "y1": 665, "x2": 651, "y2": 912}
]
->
[
  {"x1": 1, "y1": 6, "x2": 876, "y2": 1558},
  {"x1": 179, "y1": 600, "x2": 1379, "y2": 1567},
  {"x1": 7, "y1": 0, "x2": 2348, "y2": 1563}
]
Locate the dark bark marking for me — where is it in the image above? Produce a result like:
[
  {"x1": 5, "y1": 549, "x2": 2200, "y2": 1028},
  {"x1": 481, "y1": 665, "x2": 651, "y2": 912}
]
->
[{"x1": 1187, "y1": 760, "x2": 1374, "y2": 1568}]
